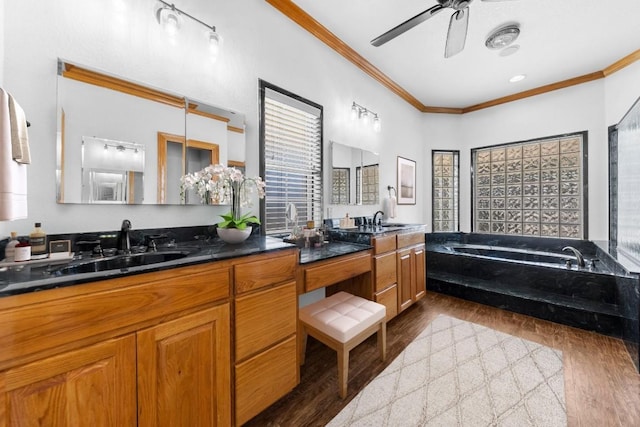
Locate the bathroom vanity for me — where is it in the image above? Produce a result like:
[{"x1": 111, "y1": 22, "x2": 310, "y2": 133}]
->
[{"x1": 0, "y1": 223, "x2": 426, "y2": 426}]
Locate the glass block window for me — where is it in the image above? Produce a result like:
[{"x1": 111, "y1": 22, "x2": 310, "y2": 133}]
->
[
  {"x1": 432, "y1": 150, "x2": 459, "y2": 232},
  {"x1": 331, "y1": 167, "x2": 350, "y2": 204},
  {"x1": 472, "y1": 132, "x2": 587, "y2": 238},
  {"x1": 356, "y1": 164, "x2": 379, "y2": 205}
]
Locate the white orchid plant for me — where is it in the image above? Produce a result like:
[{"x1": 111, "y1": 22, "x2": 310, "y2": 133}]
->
[{"x1": 180, "y1": 164, "x2": 266, "y2": 230}]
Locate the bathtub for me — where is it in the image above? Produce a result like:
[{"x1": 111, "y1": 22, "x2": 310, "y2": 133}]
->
[
  {"x1": 426, "y1": 233, "x2": 639, "y2": 347},
  {"x1": 447, "y1": 243, "x2": 598, "y2": 269}
]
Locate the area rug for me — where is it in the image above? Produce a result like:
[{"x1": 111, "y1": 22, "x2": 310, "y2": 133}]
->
[{"x1": 327, "y1": 315, "x2": 566, "y2": 426}]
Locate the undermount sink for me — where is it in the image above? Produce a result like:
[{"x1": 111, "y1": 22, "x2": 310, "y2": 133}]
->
[
  {"x1": 52, "y1": 251, "x2": 191, "y2": 276},
  {"x1": 381, "y1": 223, "x2": 410, "y2": 228}
]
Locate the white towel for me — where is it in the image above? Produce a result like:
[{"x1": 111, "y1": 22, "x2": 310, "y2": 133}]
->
[
  {"x1": 8, "y1": 93, "x2": 30, "y2": 164},
  {"x1": 383, "y1": 195, "x2": 397, "y2": 219},
  {"x1": 0, "y1": 88, "x2": 28, "y2": 221}
]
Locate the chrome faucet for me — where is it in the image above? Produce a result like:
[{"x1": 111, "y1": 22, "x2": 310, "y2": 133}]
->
[
  {"x1": 118, "y1": 219, "x2": 132, "y2": 255},
  {"x1": 562, "y1": 246, "x2": 585, "y2": 267},
  {"x1": 373, "y1": 210, "x2": 384, "y2": 227}
]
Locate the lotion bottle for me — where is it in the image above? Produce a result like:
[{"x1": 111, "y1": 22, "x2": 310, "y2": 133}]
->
[{"x1": 4, "y1": 232, "x2": 19, "y2": 261}]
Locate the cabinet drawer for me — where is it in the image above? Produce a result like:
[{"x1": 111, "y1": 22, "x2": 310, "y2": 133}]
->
[
  {"x1": 234, "y1": 251, "x2": 297, "y2": 294},
  {"x1": 304, "y1": 252, "x2": 371, "y2": 292},
  {"x1": 235, "y1": 281, "x2": 297, "y2": 361},
  {"x1": 235, "y1": 336, "x2": 298, "y2": 426},
  {"x1": 374, "y1": 252, "x2": 397, "y2": 292},
  {"x1": 397, "y1": 232, "x2": 425, "y2": 248},
  {"x1": 0, "y1": 263, "x2": 230, "y2": 370},
  {"x1": 375, "y1": 284, "x2": 398, "y2": 321},
  {"x1": 373, "y1": 235, "x2": 397, "y2": 254}
]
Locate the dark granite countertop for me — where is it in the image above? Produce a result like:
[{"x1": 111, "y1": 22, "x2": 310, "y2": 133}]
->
[
  {"x1": 328, "y1": 223, "x2": 427, "y2": 245},
  {"x1": 0, "y1": 236, "x2": 295, "y2": 297},
  {"x1": 299, "y1": 241, "x2": 372, "y2": 265}
]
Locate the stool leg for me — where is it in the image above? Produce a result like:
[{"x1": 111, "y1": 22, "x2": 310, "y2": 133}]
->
[
  {"x1": 337, "y1": 346, "x2": 349, "y2": 399},
  {"x1": 299, "y1": 324, "x2": 308, "y2": 365},
  {"x1": 378, "y1": 322, "x2": 387, "y2": 362}
]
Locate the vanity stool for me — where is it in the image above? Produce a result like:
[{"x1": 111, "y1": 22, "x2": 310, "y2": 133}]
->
[{"x1": 299, "y1": 291, "x2": 386, "y2": 398}]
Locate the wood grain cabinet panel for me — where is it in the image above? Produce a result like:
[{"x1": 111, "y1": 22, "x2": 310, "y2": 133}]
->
[
  {"x1": 234, "y1": 252, "x2": 297, "y2": 294},
  {"x1": 397, "y1": 242, "x2": 426, "y2": 314},
  {"x1": 0, "y1": 335, "x2": 137, "y2": 426},
  {"x1": 137, "y1": 305, "x2": 231, "y2": 427},
  {"x1": 373, "y1": 235, "x2": 397, "y2": 254},
  {"x1": 235, "y1": 336, "x2": 298, "y2": 426},
  {"x1": 235, "y1": 281, "x2": 297, "y2": 362},
  {"x1": 397, "y1": 232, "x2": 425, "y2": 248},
  {"x1": 374, "y1": 252, "x2": 397, "y2": 292},
  {"x1": 375, "y1": 284, "x2": 398, "y2": 321},
  {"x1": 304, "y1": 252, "x2": 372, "y2": 292}
]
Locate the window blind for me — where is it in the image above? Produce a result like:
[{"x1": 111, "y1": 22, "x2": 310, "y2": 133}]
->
[{"x1": 263, "y1": 94, "x2": 322, "y2": 235}]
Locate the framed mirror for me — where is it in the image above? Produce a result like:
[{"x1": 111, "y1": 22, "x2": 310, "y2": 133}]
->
[
  {"x1": 330, "y1": 141, "x2": 380, "y2": 205},
  {"x1": 56, "y1": 59, "x2": 246, "y2": 205}
]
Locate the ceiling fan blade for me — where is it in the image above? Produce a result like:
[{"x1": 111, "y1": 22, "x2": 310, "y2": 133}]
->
[
  {"x1": 444, "y1": 7, "x2": 469, "y2": 58},
  {"x1": 371, "y1": 4, "x2": 445, "y2": 47}
]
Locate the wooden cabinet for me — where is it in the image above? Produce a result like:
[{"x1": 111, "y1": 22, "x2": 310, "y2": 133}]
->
[
  {"x1": 396, "y1": 232, "x2": 426, "y2": 314},
  {"x1": 137, "y1": 305, "x2": 231, "y2": 427},
  {"x1": 373, "y1": 235, "x2": 398, "y2": 321},
  {"x1": 233, "y1": 250, "x2": 299, "y2": 426},
  {"x1": 0, "y1": 335, "x2": 137, "y2": 426},
  {"x1": 0, "y1": 260, "x2": 236, "y2": 426}
]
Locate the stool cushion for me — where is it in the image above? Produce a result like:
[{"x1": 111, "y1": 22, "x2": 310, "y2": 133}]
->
[{"x1": 299, "y1": 292, "x2": 386, "y2": 343}]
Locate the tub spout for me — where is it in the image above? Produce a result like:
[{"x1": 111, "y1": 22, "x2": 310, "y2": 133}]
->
[{"x1": 562, "y1": 246, "x2": 585, "y2": 267}]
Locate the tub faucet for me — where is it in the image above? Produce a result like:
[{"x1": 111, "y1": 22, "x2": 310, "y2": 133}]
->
[
  {"x1": 562, "y1": 246, "x2": 585, "y2": 267},
  {"x1": 118, "y1": 219, "x2": 132, "y2": 255},
  {"x1": 373, "y1": 210, "x2": 384, "y2": 227}
]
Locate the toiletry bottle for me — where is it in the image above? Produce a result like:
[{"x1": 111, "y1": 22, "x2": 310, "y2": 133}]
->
[
  {"x1": 4, "y1": 232, "x2": 19, "y2": 261},
  {"x1": 29, "y1": 222, "x2": 47, "y2": 258},
  {"x1": 14, "y1": 239, "x2": 31, "y2": 262}
]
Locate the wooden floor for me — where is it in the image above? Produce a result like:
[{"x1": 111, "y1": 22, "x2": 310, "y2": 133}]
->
[{"x1": 245, "y1": 291, "x2": 640, "y2": 427}]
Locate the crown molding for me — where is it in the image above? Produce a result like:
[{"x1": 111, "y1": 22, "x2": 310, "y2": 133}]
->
[{"x1": 266, "y1": 1, "x2": 640, "y2": 114}]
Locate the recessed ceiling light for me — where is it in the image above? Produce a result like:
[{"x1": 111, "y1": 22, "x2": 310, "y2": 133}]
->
[
  {"x1": 499, "y1": 44, "x2": 520, "y2": 57},
  {"x1": 509, "y1": 74, "x2": 526, "y2": 83},
  {"x1": 486, "y1": 24, "x2": 520, "y2": 50}
]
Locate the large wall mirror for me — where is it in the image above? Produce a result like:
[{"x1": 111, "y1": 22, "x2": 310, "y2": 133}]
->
[
  {"x1": 330, "y1": 141, "x2": 380, "y2": 205},
  {"x1": 56, "y1": 59, "x2": 246, "y2": 205}
]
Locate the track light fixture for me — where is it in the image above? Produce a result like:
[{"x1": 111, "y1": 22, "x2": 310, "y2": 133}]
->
[
  {"x1": 154, "y1": 1, "x2": 223, "y2": 61},
  {"x1": 350, "y1": 102, "x2": 381, "y2": 133}
]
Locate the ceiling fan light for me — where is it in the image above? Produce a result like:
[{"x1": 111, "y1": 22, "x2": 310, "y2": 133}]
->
[{"x1": 485, "y1": 24, "x2": 520, "y2": 50}]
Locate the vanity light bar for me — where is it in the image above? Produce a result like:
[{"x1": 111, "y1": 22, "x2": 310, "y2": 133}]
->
[
  {"x1": 350, "y1": 102, "x2": 381, "y2": 132},
  {"x1": 155, "y1": 0, "x2": 222, "y2": 60}
]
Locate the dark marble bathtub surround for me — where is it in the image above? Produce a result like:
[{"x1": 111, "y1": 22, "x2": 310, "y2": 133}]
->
[{"x1": 426, "y1": 232, "x2": 640, "y2": 371}]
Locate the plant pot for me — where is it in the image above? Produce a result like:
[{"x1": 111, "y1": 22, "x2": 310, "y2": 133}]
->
[{"x1": 217, "y1": 227, "x2": 251, "y2": 244}]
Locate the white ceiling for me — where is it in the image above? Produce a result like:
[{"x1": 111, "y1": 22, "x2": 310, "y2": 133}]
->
[{"x1": 290, "y1": 0, "x2": 640, "y2": 109}]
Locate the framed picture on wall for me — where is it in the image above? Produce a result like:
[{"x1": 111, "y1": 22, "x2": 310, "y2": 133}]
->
[{"x1": 397, "y1": 156, "x2": 416, "y2": 205}]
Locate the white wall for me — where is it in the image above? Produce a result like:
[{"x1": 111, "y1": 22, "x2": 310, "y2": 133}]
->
[
  {"x1": 0, "y1": 0, "x2": 637, "y2": 240},
  {"x1": 0, "y1": 0, "x2": 424, "y2": 236}
]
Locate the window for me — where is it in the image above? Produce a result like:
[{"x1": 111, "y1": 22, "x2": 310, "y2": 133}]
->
[
  {"x1": 356, "y1": 164, "x2": 379, "y2": 205},
  {"x1": 331, "y1": 168, "x2": 349, "y2": 204},
  {"x1": 472, "y1": 132, "x2": 587, "y2": 238},
  {"x1": 259, "y1": 80, "x2": 323, "y2": 235},
  {"x1": 432, "y1": 150, "x2": 459, "y2": 232}
]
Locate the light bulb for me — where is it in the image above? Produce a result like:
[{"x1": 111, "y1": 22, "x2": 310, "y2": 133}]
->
[
  {"x1": 362, "y1": 110, "x2": 370, "y2": 125},
  {"x1": 207, "y1": 29, "x2": 222, "y2": 62},
  {"x1": 373, "y1": 114, "x2": 381, "y2": 133},
  {"x1": 157, "y1": 4, "x2": 181, "y2": 36},
  {"x1": 350, "y1": 103, "x2": 358, "y2": 121}
]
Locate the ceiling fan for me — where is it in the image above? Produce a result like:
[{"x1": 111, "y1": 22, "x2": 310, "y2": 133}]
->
[{"x1": 371, "y1": 0, "x2": 519, "y2": 58}]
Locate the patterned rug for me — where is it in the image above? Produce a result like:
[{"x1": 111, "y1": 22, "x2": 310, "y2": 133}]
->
[{"x1": 327, "y1": 315, "x2": 566, "y2": 426}]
